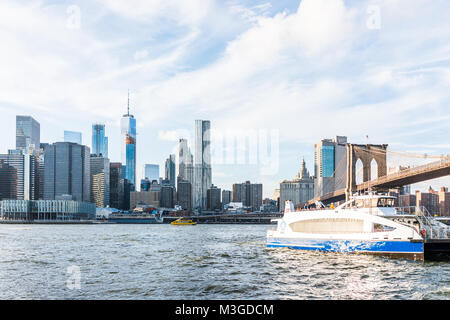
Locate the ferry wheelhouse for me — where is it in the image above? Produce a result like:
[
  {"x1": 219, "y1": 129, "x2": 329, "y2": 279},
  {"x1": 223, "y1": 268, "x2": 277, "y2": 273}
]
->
[{"x1": 267, "y1": 193, "x2": 450, "y2": 260}]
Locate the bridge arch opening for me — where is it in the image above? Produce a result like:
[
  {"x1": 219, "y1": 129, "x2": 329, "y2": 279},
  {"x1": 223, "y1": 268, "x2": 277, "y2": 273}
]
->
[
  {"x1": 355, "y1": 159, "x2": 364, "y2": 185},
  {"x1": 371, "y1": 158, "x2": 378, "y2": 181}
]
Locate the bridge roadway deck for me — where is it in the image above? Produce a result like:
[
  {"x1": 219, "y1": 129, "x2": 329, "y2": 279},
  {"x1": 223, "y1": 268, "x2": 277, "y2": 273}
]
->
[{"x1": 309, "y1": 158, "x2": 450, "y2": 205}]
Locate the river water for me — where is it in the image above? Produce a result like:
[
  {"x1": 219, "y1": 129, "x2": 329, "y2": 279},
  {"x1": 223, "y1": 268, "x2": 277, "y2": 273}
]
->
[{"x1": 0, "y1": 224, "x2": 448, "y2": 300}]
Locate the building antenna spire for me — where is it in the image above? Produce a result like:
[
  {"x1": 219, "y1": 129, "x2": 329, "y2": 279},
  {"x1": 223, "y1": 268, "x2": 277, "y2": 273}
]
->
[{"x1": 127, "y1": 89, "x2": 130, "y2": 116}]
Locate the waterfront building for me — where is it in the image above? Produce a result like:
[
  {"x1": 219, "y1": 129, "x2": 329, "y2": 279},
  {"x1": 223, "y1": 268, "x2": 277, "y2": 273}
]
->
[
  {"x1": 438, "y1": 187, "x2": 450, "y2": 216},
  {"x1": 207, "y1": 185, "x2": 221, "y2": 211},
  {"x1": 64, "y1": 131, "x2": 82, "y2": 144},
  {"x1": 144, "y1": 164, "x2": 159, "y2": 181},
  {"x1": 261, "y1": 198, "x2": 278, "y2": 212},
  {"x1": 416, "y1": 188, "x2": 439, "y2": 216},
  {"x1": 90, "y1": 155, "x2": 110, "y2": 208},
  {"x1": 399, "y1": 193, "x2": 416, "y2": 208},
  {"x1": 222, "y1": 190, "x2": 232, "y2": 207},
  {"x1": 130, "y1": 191, "x2": 160, "y2": 209},
  {"x1": 0, "y1": 160, "x2": 17, "y2": 200},
  {"x1": 280, "y1": 158, "x2": 315, "y2": 212},
  {"x1": 177, "y1": 179, "x2": 192, "y2": 211},
  {"x1": 0, "y1": 199, "x2": 95, "y2": 221},
  {"x1": 193, "y1": 120, "x2": 212, "y2": 210},
  {"x1": 417, "y1": 187, "x2": 450, "y2": 216},
  {"x1": 43, "y1": 142, "x2": 90, "y2": 202},
  {"x1": 92, "y1": 124, "x2": 108, "y2": 158},
  {"x1": 232, "y1": 181, "x2": 263, "y2": 211},
  {"x1": 121, "y1": 93, "x2": 137, "y2": 186},
  {"x1": 165, "y1": 154, "x2": 176, "y2": 188},
  {"x1": 314, "y1": 136, "x2": 347, "y2": 197},
  {"x1": 160, "y1": 184, "x2": 175, "y2": 208},
  {"x1": 0, "y1": 151, "x2": 40, "y2": 201},
  {"x1": 16, "y1": 115, "x2": 40, "y2": 152},
  {"x1": 109, "y1": 162, "x2": 124, "y2": 210}
]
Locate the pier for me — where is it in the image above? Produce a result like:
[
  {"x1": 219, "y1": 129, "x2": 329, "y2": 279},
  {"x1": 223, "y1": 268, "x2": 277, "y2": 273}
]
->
[{"x1": 164, "y1": 213, "x2": 282, "y2": 224}]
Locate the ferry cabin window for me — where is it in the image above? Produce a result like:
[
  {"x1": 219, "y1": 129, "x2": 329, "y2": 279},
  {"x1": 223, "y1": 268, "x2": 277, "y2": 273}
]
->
[
  {"x1": 373, "y1": 223, "x2": 396, "y2": 232},
  {"x1": 377, "y1": 198, "x2": 394, "y2": 208},
  {"x1": 290, "y1": 218, "x2": 364, "y2": 234}
]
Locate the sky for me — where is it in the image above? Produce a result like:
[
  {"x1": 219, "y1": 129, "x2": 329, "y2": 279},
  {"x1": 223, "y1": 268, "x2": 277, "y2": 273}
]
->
[{"x1": 1, "y1": 0, "x2": 450, "y2": 197}]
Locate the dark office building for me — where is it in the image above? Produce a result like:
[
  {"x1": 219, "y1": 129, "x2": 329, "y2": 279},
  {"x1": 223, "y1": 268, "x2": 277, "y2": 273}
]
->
[
  {"x1": 222, "y1": 190, "x2": 231, "y2": 206},
  {"x1": 123, "y1": 179, "x2": 132, "y2": 211},
  {"x1": 177, "y1": 179, "x2": 192, "y2": 210},
  {"x1": 160, "y1": 185, "x2": 174, "y2": 208},
  {"x1": 43, "y1": 142, "x2": 90, "y2": 202},
  {"x1": 109, "y1": 162, "x2": 124, "y2": 210},
  {"x1": 207, "y1": 185, "x2": 221, "y2": 211},
  {"x1": 232, "y1": 181, "x2": 263, "y2": 211},
  {"x1": 0, "y1": 160, "x2": 17, "y2": 200}
]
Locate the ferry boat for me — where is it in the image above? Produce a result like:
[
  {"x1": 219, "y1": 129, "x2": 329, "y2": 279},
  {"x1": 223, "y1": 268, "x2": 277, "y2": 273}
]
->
[
  {"x1": 171, "y1": 217, "x2": 196, "y2": 226},
  {"x1": 108, "y1": 212, "x2": 164, "y2": 224},
  {"x1": 267, "y1": 193, "x2": 450, "y2": 261}
]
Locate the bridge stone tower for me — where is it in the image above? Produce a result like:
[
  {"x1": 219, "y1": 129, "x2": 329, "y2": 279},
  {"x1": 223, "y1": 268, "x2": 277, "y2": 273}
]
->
[{"x1": 345, "y1": 144, "x2": 388, "y2": 201}]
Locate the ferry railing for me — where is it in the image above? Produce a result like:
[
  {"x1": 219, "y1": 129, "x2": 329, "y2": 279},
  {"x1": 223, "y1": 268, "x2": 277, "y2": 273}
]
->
[{"x1": 395, "y1": 206, "x2": 450, "y2": 240}]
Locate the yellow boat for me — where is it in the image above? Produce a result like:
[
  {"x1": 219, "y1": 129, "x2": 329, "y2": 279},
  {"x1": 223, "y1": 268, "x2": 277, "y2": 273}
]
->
[{"x1": 171, "y1": 217, "x2": 197, "y2": 226}]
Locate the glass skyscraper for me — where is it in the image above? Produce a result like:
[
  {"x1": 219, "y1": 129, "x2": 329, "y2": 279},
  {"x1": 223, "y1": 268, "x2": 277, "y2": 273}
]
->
[
  {"x1": 121, "y1": 95, "x2": 136, "y2": 187},
  {"x1": 144, "y1": 164, "x2": 159, "y2": 182},
  {"x1": 193, "y1": 120, "x2": 211, "y2": 210},
  {"x1": 64, "y1": 131, "x2": 82, "y2": 144},
  {"x1": 314, "y1": 136, "x2": 348, "y2": 197},
  {"x1": 16, "y1": 115, "x2": 40, "y2": 152},
  {"x1": 43, "y1": 142, "x2": 91, "y2": 202},
  {"x1": 92, "y1": 124, "x2": 108, "y2": 158}
]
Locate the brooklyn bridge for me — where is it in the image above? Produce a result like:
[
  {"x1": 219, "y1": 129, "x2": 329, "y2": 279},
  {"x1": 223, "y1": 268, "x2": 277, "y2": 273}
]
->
[{"x1": 307, "y1": 143, "x2": 450, "y2": 206}]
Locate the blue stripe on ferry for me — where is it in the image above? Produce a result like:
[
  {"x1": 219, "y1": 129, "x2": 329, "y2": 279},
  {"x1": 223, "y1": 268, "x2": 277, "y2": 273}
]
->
[{"x1": 267, "y1": 238, "x2": 423, "y2": 254}]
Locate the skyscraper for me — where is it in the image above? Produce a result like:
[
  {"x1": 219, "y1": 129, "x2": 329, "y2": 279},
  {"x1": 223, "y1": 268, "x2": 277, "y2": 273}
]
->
[
  {"x1": 121, "y1": 92, "x2": 136, "y2": 187},
  {"x1": 64, "y1": 131, "x2": 82, "y2": 144},
  {"x1": 165, "y1": 154, "x2": 176, "y2": 188},
  {"x1": 90, "y1": 155, "x2": 110, "y2": 207},
  {"x1": 144, "y1": 164, "x2": 159, "y2": 182},
  {"x1": 92, "y1": 124, "x2": 108, "y2": 158},
  {"x1": 193, "y1": 120, "x2": 211, "y2": 210},
  {"x1": 0, "y1": 160, "x2": 17, "y2": 200},
  {"x1": 314, "y1": 136, "x2": 348, "y2": 197},
  {"x1": 16, "y1": 115, "x2": 40, "y2": 152},
  {"x1": 109, "y1": 162, "x2": 124, "y2": 210},
  {"x1": 178, "y1": 139, "x2": 187, "y2": 180},
  {"x1": 0, "y1": 151, "x2": 39, "y2": 201},
  {"x1": 43, "y1": 142, "x2": 91, "y2": 202}
]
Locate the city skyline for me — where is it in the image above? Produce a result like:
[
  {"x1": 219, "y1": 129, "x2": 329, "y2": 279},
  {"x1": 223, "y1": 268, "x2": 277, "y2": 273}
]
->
[{"x1": 0, "y1": 0, "x2": 450, "y2": 197}]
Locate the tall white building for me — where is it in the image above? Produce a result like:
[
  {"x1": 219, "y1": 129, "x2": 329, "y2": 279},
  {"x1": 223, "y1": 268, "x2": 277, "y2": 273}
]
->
[{"x1": 193, "y1": 120, "x2": 211, "y2": 210}]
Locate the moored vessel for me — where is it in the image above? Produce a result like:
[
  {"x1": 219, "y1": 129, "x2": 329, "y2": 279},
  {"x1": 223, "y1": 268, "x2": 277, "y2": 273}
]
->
[{"x1": 267, "y1": 193, "x2": 450, "y2": 261}]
